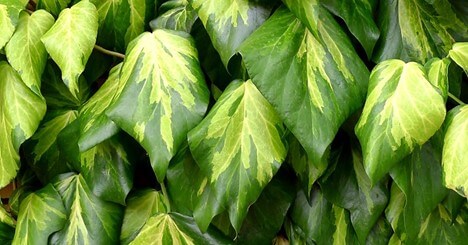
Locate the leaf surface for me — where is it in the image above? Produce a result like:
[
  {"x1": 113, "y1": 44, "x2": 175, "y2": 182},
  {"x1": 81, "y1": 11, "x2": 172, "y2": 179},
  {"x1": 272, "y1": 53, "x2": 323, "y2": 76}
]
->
[
  {"x1": 355, "y1": 60, "x2": 446, "y2": 183},
  {"x1": 0, "y1": 62, "x2": 46, "y2": 188},
  {"x1": 41, "y1": 0, "x2": 98, "y2": 98},
  {"x1": 239, "y1": 7, "x2": 368, "y2": 169},
  {"x1": 190, "y1": 0, "x2": 271, "y2": 67},
  {"x1": 12, "y1": 184, "x2": 67, "y2": 245},
  {"x1": 0, "y1": 4, "x2": 14, "y2": 49},
  {"x1": 188, "y1": 80, "x2": 287, "y2": 231},
  {"x1": 5, "y1": 10, "x2": 54, "y2": 93},
  {"x1": 37, "y1": 0, "x2": 71, "y2": 16},
  {"x1": 51, "y1": 173, "x2": 123, "y2": 244},
  {"x1": 150, "y1": 0, "x2": 198, "y2": 32},
  {"x1": 106, "y1": 29, "x2": 210, "y2": 182},
  {"x1": 442, "y1": 105, "x2": 468, "y2": 197},
  {"x1": 449, "y1": 42, "x2": 468, "y2": 74}
]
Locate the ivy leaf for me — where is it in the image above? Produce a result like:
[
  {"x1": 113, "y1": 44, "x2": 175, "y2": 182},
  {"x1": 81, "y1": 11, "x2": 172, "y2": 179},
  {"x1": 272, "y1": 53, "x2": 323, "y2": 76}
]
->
[
  {"x1": 23, "y1": 110, "x2": 78, "y2": 183},
  {"x1": 150, "y1": 0, "x2": 198, "y2": 32},
  {"x1": 37, "y1": 0, "x2": 71, "y2": 17},
  {"x1": 129, "y1": 213, "x2": 231, "y2": 244},
  {"x1": 50, "y1": 173, "x2": 124, "y2": 244},
  {"x1": 0, "y1": 205, "x2": 15, "y2": 244},
  {"x1": 106, "y1": 30, "x2": 210, "y2": 182},
  {"x1": 41, "y1": 0, "x2": 98, "y2": 99},
  {"x1": 388, "y1": 139, "x2": 448, "y2": 242},
  {"x1": 188, "y1": 80, "x2": 288, "y2": 231},
  {"x1": 289, "y1": 188, "x2": 358, "y2": 244},
  {"x1": 190, "y1": 0, "x2": 271, "y2": 67},
  {"x1": 373, "y1": 0, "x2": 468, "y2": 63},
  {"x1": 12, "y1": 184, "x2": 67, "y2": 245},
  {"x1": 442, "y1": 105, "x2": 468, "y2": 198},
  {"x1": 80, "y1": 135, "x2": 134, "y2": 205},
  {"x1": 448, "y1": 42, "x2": 468, "y2": 74},
  {"x1": 5, "y1": 10, "x2": 54, "y2": 94},
  {"x1": 424, "y1": 58, "x2": 450, "y2": 100},
  {"x1": 78, "y1": 63, "x2": 122, "y2": 151},
  {"x1": 121, "y1": 189, "x2": 169, "y2": 245},
  {"x1": 0, "y1": 62, "x2": 46, "y2": 188},
  {"x1": 239, "y1": 7, "x2": 368, "y2": 170},
  {"x1": 355, "y1": 60, "x2": 446, "y2": 183},
  {"x1": 0, "y1": 4, "x2": 15, "y2": 50},
  {"x1": 320, "y1": 140, "x2": 389, "y2": 244},
  {"x1": 320, "y1": 0, "x2": 379, "y2": 58}
]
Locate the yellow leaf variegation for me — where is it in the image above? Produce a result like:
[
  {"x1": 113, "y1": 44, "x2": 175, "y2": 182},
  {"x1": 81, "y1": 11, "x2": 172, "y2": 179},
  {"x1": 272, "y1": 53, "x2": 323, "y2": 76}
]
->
[
  {"x1": 188, "y1": 80, "x2": 287, "y2": 231},
  {"x1": 0, "y1": 62, "x2": 46, "y2": 188},
  {"x1": 130, "y1": 214, "x2": 194, "y2": 245},
  {"x1": 106, "y1": 29, "x2": 209, "y2": 182},
  {"x1": 0, "y1": 4, "x2": 14, "y2": 49},
  {"x1": 41, "y1": 0, "x2": 98, "y2": 98},
  {"x1": 449, "y1": 42, "x2": 468, "y2": 74},
  {"x1": 356, "y1": 60, "x2": 446, "y2": 183},
  {"x1": 442, "y1": 105, "x2": 468, "y2": 198}
]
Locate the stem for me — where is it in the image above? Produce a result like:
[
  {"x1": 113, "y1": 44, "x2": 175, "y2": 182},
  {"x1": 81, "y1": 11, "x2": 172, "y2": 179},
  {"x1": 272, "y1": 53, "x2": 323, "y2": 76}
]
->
[
  {"x1": 448, "y1": 92, "x2": 466, "y2": 105},
  {"x1": 160, "y1": 182, "x2": 171, "y2": 212},
  {"x1": 93, "y1": 45, "x2": 125, "y2": 59}
]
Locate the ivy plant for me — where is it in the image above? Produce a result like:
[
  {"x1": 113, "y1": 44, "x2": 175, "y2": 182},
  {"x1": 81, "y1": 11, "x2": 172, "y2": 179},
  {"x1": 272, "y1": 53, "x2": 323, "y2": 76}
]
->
[{"x1": 0, "y1": 0, "x2": 467, "y2": 244}]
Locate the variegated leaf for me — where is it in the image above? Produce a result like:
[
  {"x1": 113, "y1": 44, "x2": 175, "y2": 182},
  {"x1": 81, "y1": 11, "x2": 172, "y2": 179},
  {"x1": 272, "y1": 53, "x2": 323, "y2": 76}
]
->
[
  {"x1": 5, "y1": 10, "x2": 54, "y2": 94},
  {"x1": 106, "y1": 29, "x2": 210, "y2": 182},
  {"x1": 12, "y1": 184, "x2": 67, "y2": 245},
  {"x1": 0, "y1": 4, "x2": 14, "y2": 49},
  {"x1": 442, "y1": 105, "x2": 468, "y2": 198},
  {"x1": 121, "y1": 189, "x2": 168, "y2": 245},
  {"x1": 424, "y1": 58, "x2": 450, "y2": 100},
  {"x1": 0, "y1": 204, "x2": 15, "y2": 244},
  {"x1": 373, "y1": 0, "x2": 468, "y2": 63},
  {"x1": 150, "y1": 0, "x2": 198, "y2": 32},
  {"x1": 239, "y1": 7, "x2": 369, "y2": 171},
  {"x1": 448, "y1": 42, "x2": 468, "y2": 74},
  {"x1": 24, "y1": 110, "x2": 78, "y2": 183},
  {"x1": 129, "y1": 213, "x2": 231, "y2": 245},
  {"x1": 80, "y1": 135, "x2": 134, "y2": 205},
  {"x1": 50, "y1": 173, "x2": 123, "y2": 244},
  {"x1": 355, "y1": 60, "x2": 446, "y2": 183},
  {"x1": 0, "y1": 62, "x2": 46, "y2": 188},
  {"x1": 78, "y1": 63, "x2": 122, "y2": 151},
  {"x1": 190, "y1": 0, "x2": 271, "y2": 67},
  {"x1": 320, "y1": 0, "x2": 380, "y2": 58},
  {"x1": 41, "y1": 0, "x2": 98, "y2": 99},
  {"x1": 188, "y1": 80, "x2": 287, "y2": 231}
]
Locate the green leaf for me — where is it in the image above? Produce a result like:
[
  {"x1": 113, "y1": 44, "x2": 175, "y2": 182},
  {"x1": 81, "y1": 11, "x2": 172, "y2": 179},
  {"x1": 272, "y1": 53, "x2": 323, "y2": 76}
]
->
[
  {"x1": 373, "y1": 0, "x2": 468, "y2": 63},
  {"x1": 41, "y1": 0, "x2": 98, "y2": 99},
  {"x1": 150, "y1": 0, "x2": 198, "y2": 32},
  {"x1": 106, "y1": 29, "x2": 210, "y2": 182},
  {"x1": 320, "y1": 140, "x2": 389, "y2": 244},
  {"x1": 37, "y1": 0, "x2": 71, "y2": 17},
  {"x1": 239, "y1": 7, "x2": 369, "y2": 170},
  {"x1": 129, "y1": 213, "x2": 231, "y2": 245},
  {"x1": 0, "y1": 204, "x2": 15, "y2": 228},
  {"x1": 442, "y1": 105, "x2": 468, "y2": 198},
  {"x1": 121, "y1": 189, "x2": 168, "y2": 245},
  {"x1": 0, "y1": 62, "x2": 46, "y2": 188},
  {"x1": 188, "y1": 80, "x2": 288, "y2": 231},
  {"x1": 50, "y1": 173, "x2": 123, "y2": 244},
  {"x1": 80, "y1": 135, "x2": 134, "y2": 205},
  {"x1": 237, "y1": 172, "x2": 295, "y2": 244},
  {"x1": 389, "y1": 139, "x2": 448, "y2": 242},
  {"x1": 5, "y1": 10, "x2": 54, "y2": 94},
  {"x1": 12, "y1": 184, "x2": 67, "y2": 245},
  {"x1": 448, "y1": 42, "x2": 468, "y2": 74},
  {"x1": 355, "y1": 60, "x2": 446, "y2": 183},
  {"x1": 124, "y1": 0, "x2": 149, "y2": 48},
  {"x1": 78, "y1": 63, "x2": 122, "y2": 151},
  {"x1": 320, "y1": 0, "x2": 379, "y2": 58},
  {"x1": 190, "y1": 0, "x2": 271, "y2": 67},
  {"x1": 289, "y1": 188, "x2": 358, "y2": 244},
  {"x1": 0, "y1": 205, "x2": 15, "y2": 244},
  {"x1": 0, "y1": 4, "x2": 14, "y2": 50},
  {"x1": 24, "y1": 110, "x2": 78, "y2": 183}
]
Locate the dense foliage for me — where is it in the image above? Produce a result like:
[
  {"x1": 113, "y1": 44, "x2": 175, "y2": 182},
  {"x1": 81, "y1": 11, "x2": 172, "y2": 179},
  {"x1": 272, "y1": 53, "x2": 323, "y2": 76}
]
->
[{"x1": 0, "y1": 0, "x2": 467, "y2": 244}]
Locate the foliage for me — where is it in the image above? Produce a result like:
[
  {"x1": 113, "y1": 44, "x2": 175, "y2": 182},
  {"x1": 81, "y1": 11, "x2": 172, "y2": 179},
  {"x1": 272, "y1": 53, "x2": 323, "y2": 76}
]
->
[{"x1": 0, "y1": 0, "x2": 467, "y2": 244}]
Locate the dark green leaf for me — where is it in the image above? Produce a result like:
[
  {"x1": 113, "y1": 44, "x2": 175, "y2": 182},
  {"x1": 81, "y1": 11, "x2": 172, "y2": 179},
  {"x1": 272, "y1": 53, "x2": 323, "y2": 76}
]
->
[
  {"x1": 37, "y1": 0, "x2": 71, "y2": 17},
  {"x1": 240, "y1": 7, "x2": 369, "y2": 171},
  {"x1": 188, "y1": 80, "x2": 287, "y2": 231},
  {"x1": 106, "y1": 29, "x2": 210, "y2": 182}
]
